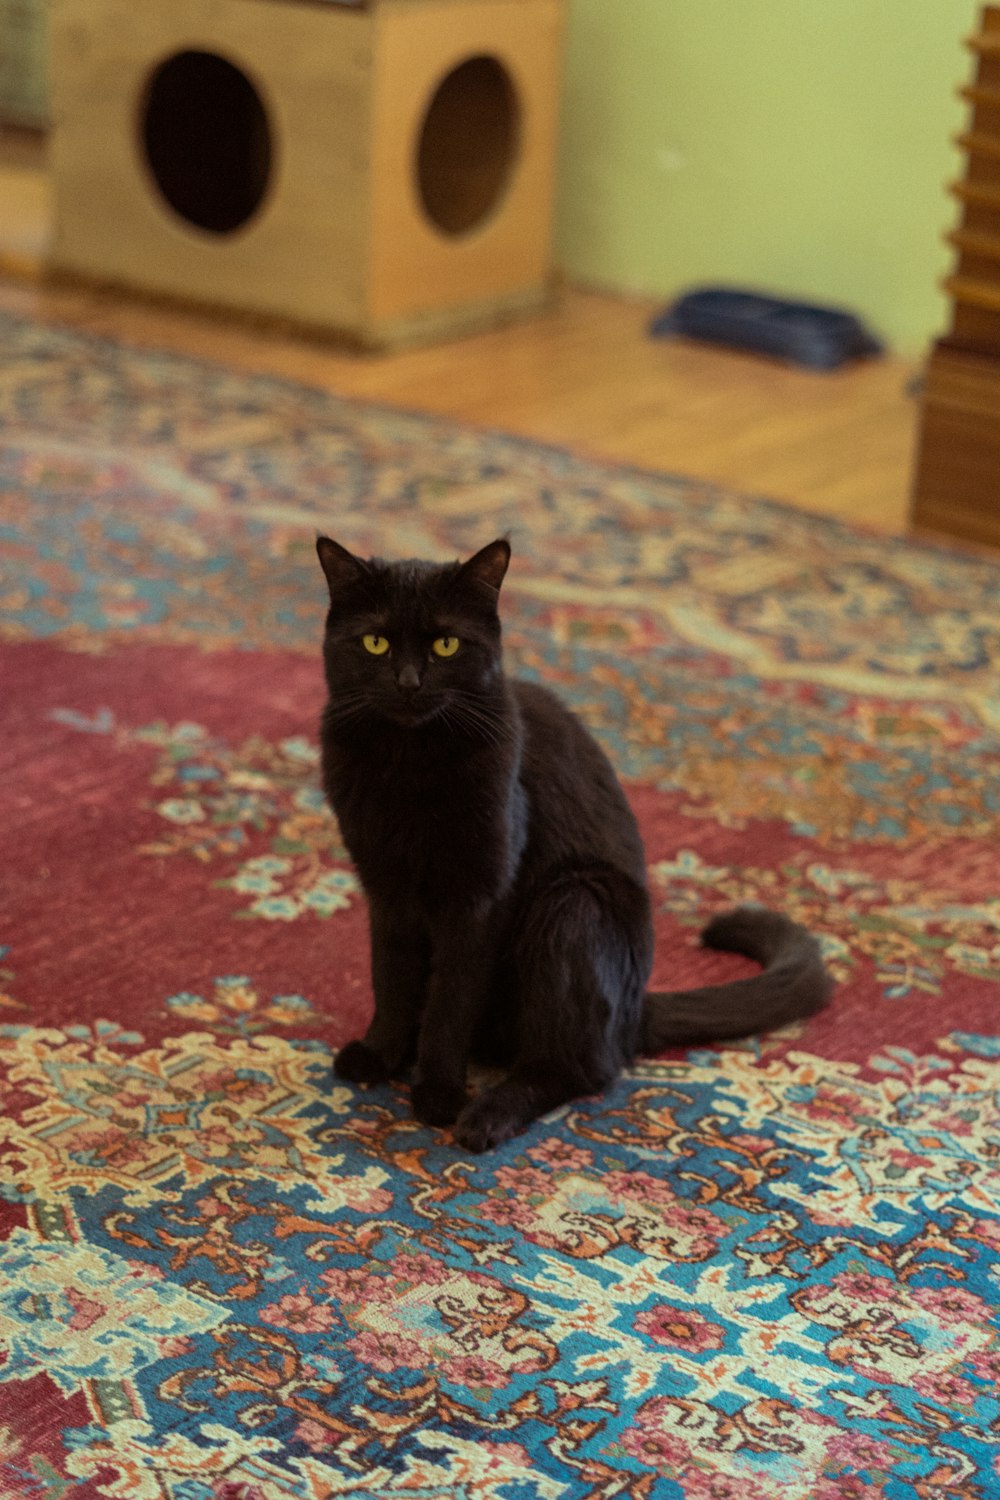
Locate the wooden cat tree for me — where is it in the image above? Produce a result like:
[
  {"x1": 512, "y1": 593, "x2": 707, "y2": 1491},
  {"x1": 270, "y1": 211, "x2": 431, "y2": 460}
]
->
[
  {"x1": 47, "y1": 0, "x2": 564, "y2": 349},
  {"x1": 911, "y1": 5, "x2": 1000, "y2": 549}
]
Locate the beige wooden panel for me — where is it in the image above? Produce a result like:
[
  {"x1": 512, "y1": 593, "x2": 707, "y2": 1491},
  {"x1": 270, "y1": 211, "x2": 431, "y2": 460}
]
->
[
  {"x1": 49, "y1": 0, "x2": 372, "y2": 327},
  {"x1": 367, "y1": 0, "x2": 564, "y2": 328}
]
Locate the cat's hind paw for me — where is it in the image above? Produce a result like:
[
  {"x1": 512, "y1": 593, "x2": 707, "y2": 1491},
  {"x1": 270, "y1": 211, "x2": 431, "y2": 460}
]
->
[{"x1": 333, "y1": 1040, "x2": 390, "y2": 1086}]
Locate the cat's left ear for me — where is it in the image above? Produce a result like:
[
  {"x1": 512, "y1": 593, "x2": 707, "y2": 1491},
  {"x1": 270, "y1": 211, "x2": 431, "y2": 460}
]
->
[
  {"x1": 458, "y1": 539, "x2": 511, "y2": 598},
  {"x1": 317, "y1": 536, "x2": 369, "y2": 598}
]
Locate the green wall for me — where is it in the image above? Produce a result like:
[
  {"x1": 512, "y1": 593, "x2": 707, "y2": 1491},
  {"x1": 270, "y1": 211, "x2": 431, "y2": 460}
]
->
[{"x1": 556, "y1": 0, "x2": 978, "y2": 355}]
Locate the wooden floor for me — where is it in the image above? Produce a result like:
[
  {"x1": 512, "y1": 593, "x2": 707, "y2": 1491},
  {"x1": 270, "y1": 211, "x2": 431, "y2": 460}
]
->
[{"x1": 0, "y1": 126, "x2": 921, "y2": 535}]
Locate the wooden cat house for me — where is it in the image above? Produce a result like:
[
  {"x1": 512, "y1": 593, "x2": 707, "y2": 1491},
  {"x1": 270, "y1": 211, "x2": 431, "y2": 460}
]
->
[{"x1": 48, "y1": 0, "x2": 565, "y2": 348}]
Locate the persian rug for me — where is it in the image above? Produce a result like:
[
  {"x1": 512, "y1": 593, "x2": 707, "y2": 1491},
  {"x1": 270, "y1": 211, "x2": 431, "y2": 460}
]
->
[{"x1": 1, "y1": 308, "x2": 999, "y2": 1500}]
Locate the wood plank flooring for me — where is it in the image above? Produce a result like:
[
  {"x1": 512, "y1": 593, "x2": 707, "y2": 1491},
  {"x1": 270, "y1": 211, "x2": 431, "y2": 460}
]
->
[{"x1": 0, "y1": 280, "x2": 921, "y2": 534}]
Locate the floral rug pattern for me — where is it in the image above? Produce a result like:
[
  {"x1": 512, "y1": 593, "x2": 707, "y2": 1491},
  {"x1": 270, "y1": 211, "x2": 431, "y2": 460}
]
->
[{"x1": 1, "y1": 310, "x2": 999, "y2": 1498}]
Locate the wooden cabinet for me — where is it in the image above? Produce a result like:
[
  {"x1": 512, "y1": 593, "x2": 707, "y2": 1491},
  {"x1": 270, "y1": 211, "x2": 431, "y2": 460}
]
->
[{"x1": 912, "y1": 5, "x2": 1000, "y2": 548}]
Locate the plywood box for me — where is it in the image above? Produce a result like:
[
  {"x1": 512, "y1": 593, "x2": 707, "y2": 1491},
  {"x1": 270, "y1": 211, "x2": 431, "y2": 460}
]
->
[{"x1": 48, "y1": 0, "x2": 564, "y2": 347}]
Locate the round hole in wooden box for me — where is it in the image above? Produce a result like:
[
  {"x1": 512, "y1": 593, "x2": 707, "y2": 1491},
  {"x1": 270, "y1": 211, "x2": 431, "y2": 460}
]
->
[
  {"x1": 416, "y1": 55, "x2": 520, "y2": 237},
  {"x1": 139, "y1": 50, "x2": 273, "y2": 236}
]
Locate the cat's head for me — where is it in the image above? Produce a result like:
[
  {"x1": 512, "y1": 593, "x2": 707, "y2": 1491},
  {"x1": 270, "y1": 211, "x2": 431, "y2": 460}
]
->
[{"x1": 316, "y1": 537, "x2": 510, "y2": 729}]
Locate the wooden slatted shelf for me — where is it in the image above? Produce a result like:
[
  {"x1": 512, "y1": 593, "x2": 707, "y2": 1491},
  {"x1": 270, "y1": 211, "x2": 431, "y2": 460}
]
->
[
  {"x1": 966, "y1": 30, "x2": 1000, "y2": 56},
  {"x1": 960, "y1": 83, "x2": 1000, "y2": 108},
  {"x1": 913, "y1": 5, "x2": 1000, "y2": 550},
  {"x1": 944, "y1": 274, "x2": 1000, "y2": 312},
  {"x1": 948, "y1": 227, "x2": 1000, "y2": 260},
  {"x1": 956, "y1": 130, "x2": 1000, "y2": 160},
  {"x1": 951, "y1": 178, "x2": 1000, "y2": 210}
]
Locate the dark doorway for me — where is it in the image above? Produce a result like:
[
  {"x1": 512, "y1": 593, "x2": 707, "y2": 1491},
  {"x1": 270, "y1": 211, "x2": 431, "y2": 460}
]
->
[
  {"x1": 417, "y1": 56, "x2": 520, "y2": 237},
  {"x1": 140, "y1": 50, "x2": 273, "y2": 235}
]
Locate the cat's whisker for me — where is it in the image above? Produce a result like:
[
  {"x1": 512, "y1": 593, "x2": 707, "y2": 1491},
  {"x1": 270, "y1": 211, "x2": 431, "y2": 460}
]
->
[
  {"x1": 448, "y1": 717, "x2": 502, "y2": 751},
  {"x1": 326, "y1": 693, "x2": 373, "y2": 727},
  {"x1": 444, "y1": 699, "x2": 513, "y2": 749},
  {"x1": 451, "y1": 693, "x2": 515, "y2": 733},
  {"x1": 439, "y1": 704, "x2": 489, "y2": 744}
]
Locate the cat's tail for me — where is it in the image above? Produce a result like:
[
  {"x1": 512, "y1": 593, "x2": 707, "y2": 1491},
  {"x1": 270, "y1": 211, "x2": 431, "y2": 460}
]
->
[{"x1": 639, "y1": 906, "x2": 832, "y2": 1051}]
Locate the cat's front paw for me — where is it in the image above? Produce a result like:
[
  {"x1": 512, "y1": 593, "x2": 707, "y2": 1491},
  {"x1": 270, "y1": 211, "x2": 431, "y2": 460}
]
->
[
  {"x1": 333, "y1": 1040, "x2": 389, "y2": 1086},
  {"x1": 453, "y1": 1095, "x2": 520, "y2": 1154},
  {"x1": 412, "y1": 1080, "x2": 466, "y2": 1127}
]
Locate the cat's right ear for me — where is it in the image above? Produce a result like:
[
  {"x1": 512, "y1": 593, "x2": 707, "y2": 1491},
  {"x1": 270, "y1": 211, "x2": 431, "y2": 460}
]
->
[
  {"x1": 458, "y1": 538, "x2": 511, "y2": 598},
  {"x1": 317, "y1": 536, "x2": 368, "y2": 599}
]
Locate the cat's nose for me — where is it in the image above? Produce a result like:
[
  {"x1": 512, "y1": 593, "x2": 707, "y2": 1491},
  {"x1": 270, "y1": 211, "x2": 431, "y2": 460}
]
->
[{"x1": 396, "y1": 664, "x2": 421, "y2": 695}]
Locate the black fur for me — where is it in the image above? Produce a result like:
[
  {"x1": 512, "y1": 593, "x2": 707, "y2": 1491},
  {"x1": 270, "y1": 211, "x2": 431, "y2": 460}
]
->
[{"x1": 317, "y1": 537, "x2": 832, "y2": 1152}]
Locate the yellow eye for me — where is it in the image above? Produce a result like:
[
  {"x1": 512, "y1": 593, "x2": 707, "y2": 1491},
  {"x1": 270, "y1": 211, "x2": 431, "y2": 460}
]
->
[
  {"x1": 432, "y1": 636, "x2": 460, "y2": 658},
  {"x1": 362, "y1": 634, "x2": 390, "y2": 656}
]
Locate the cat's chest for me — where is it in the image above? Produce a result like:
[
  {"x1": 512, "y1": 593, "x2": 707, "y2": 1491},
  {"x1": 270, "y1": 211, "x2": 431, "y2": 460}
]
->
[{"x1": 326, "y1": 750, "x2": 512, "y2": 902}]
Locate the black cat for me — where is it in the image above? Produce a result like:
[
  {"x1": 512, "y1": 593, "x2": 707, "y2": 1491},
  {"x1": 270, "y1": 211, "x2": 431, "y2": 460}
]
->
[{"x1": 317, "y1": 536, "x2": 831, "y2": 1152}]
